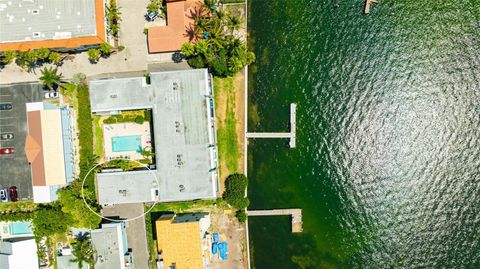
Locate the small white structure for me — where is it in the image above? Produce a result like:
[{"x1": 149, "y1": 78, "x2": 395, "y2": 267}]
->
[{"x1": 0, "y1": 238, "x2": 39, "y2": 269}]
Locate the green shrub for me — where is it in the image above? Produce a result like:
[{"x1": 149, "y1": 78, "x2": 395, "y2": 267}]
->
[
  {"x1": 147, "y1": 0, "x2": 161, "y2": 14},
  {"x1": 76, "y1": 82, "x2": 96, "y2": 191},
  {"x1": 117, "y1": 45, "x2": 125, "y2": 52},
  {"x1": 224, "y1": 173, "x2": 249, "y2": 209},
  {"x1": 48, "y1": 51, "x2": 62, "y2": 64},
  {"x1": 0, "y1": 212, "x2": 34, "y2": 222},
  {"x1": 235, "y1": 209, "x2": 247, "y2": 223},
  {"x1": 103, "y1": 117, "x2": 117, "y2": 124},
  {"x1": 134, "y1": 116, "x2": 145, "y2": 124},
  {"x1": 87, "y1": 48, "x2": 101, "y2": 62},
  {"x1": 72, "y1": 73, "x2": 87, "y2": 86},
  {"x1": 1, "y1": 50, "x2": 16, "y2": 65},
  {"x1": 181, "y1": 43, "x2": 195, "y2": 57},
  {"x1": 144, "y1": 110, "x2": 152, "y2": 121},
  {"x1": 36, "y1": 48, "x2": 50, "y2": 61},
  {"x1": 0, "y1": 201, "x2": 36, "y2": 213},
  {"x1": 99, "y1": 43, "x2": 112, "y2": 56},
  {"x1": 188, "y1": 55, "x2": 206, "y2": 68}
]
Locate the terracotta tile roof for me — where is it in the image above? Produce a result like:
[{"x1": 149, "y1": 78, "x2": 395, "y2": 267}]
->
[
  {"x1": 0, "y1": 0, "x2": 105, "y2": 52},
  {"x1": 147, "y1": 0, "x2": 201, "y2": 53},
  {"x1": 26, "y1": 111, "x2": 46, "y2": 186}
]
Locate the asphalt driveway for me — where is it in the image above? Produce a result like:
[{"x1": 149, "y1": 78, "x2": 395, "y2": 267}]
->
[{"x1": 102, "y1": 203, "x2": 150, "y2": 269}]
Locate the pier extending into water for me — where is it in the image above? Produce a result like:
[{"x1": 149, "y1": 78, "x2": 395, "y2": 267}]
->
[
  {"x1": 364, "y1": 0, "x2": 378, "y2": 14},
  {"x1": 247, "y1": 208, "x2": 303, "y2": 233},
  {"x1": 246, "y1": 103, "x2": 297, "y2": 148}
]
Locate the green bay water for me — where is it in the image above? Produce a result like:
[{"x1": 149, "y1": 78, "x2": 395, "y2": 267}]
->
[{"x1": 247, "y1": 0, "x2": 480, "y2": 268}]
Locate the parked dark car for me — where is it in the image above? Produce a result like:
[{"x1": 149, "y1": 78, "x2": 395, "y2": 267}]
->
[
  {"x1": 0, "y1": 148, "x2": 14, "y2": 155},
  {"x1": 9, "y1": 186, "x2": 17, "y2": 202},
  {"x1": 0, "y1": 188, "x2": 8, "y2": 202},
  {"x1": 0, "y1": 133, "x2": 13, "y2": 140},
  {"x1": 0, "y1": 104, "x2": 12, "y2": 110}
]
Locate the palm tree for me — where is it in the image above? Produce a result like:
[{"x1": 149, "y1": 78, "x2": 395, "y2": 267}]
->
[
  {"x1": 202, "y1": 0, "x2": 216, "y2": 13},
  {"x1": 70, "y1": 233, "x2": 95, "y2": 269},
  {"x1": 228, "y1": 15, "x2": 242, "y2": 33},
  {"x1": 106, "y1": 0, "x2": 122, "y2": 38},
  {"x1": 39, "y1": 67, "x2": 63, "y2": 90}
]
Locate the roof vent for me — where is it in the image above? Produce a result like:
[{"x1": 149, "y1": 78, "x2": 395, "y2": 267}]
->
[
  {"x1": 32, "y1": 32, "x2": 40, "y2": 38},
  {"x1": 32, "y1": 9, "x2": 39, "y2": 15}
]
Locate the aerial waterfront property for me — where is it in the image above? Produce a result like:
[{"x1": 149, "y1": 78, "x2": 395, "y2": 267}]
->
[{"x1": 89, "y1": 69, "x2": 219, "y2": 205}]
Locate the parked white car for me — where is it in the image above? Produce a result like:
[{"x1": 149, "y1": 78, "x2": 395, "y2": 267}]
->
[
  {"x1": 44, "y1": 92, "x2": 59, "y2": 99},
  {"x1": 0, "y1": 188, "x2": 9, "y2": 202}
]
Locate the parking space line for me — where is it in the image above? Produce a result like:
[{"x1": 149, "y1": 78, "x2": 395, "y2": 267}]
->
[{"x1": 0, "y1": 117, "x2": 15, "y2": 120}]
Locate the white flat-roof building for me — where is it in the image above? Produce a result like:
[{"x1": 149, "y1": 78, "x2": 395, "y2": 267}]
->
[
  {"x1": 0, "y1": 238, "x2": 39, "y2": 269},
  {"x1": 91, "y1": 223, "x2": 133, "y2": 269},
  {"x1": 89, "y1": 69, "x2": 219, "y2": 205}
]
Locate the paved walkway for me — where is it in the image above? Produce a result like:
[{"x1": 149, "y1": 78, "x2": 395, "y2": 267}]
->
[{"x1": 102, "y1": 203, "x2": 150, "y2": 269}]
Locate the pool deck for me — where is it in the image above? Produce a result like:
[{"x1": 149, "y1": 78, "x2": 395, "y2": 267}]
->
[{"x1": 103, "y1": 122, "x2": 151, "y2": 161}]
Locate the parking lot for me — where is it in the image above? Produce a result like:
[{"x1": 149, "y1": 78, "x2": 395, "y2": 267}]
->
[{"x1": 0, "y1": 83, "x2": 42, "y2": 200}]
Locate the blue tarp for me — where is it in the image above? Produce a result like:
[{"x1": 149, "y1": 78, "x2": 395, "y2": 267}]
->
[
  {"x1": 212, "y1": 243, "x2": 218, "y2": 255},
  {"x1": 213, "y1": 233, "x2": 219, "y2": 243},
  {"x1": 218, "y1": 242, "x2": 228, "y2": 260}
]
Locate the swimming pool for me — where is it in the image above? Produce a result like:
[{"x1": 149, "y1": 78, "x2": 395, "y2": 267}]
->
[
  {"x1": 112, "y1": 135, "x2": 142, "y2": 152},
  {"x1": 9, "y1": 221, "x2": 33, "y2": 235}
]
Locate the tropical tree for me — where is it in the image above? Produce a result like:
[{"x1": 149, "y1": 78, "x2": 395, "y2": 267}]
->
[
  {"x1": 39, "y1": 67, "x2": 63, "y2": 90},
  {"x1": 48, "y1": 51, "x2": 62, "y2": 65},
  {"x1": 227, "y1": 15, "x2": 242, "y2": 33},
  {"x1": 87, "y1": 48, "x2": 101, "y2": 63},
  {"x1": 16, "y1": 50, "x2": 39, "y2": 70},
  {"x1": 223, "y1": 173, "x2": 249, "y2": 209},
  {"x1": 57, "y1": 181, "x2": 101, "y2": 229},
  {"x1": 1, "y1": 50, "x2": 16, "y2": 65},
  {"x1": 32, "y1": 204, "x2": 73, "y2": 239},
  {"x1": 106, "y1": 0, "x2": 122, "y2": 38},
  {"x1": 70, "y1": 233, "x2": 95, "y2": 269},
  {"x1": 202, "y1": 0, "x2": 216, "y2": 13}
]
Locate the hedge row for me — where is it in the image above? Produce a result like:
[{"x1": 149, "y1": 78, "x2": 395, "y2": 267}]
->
[
  {"x1": 76, "y1": 83, "x2": 96, "y2": 191},
  {"x1": 0, "y1": 212, "x2": 34, "y2": 222}
]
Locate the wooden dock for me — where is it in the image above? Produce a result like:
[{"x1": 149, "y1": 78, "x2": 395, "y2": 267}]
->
[
  {"x1": 364, "y1": 0, "x2": 378, "y2": 14},
  {"x1": 247, "y1": 208, "x2": 303, "y2": 233},
  {"x1": 246, "y1": 103, "x2": 297, "y2": 148}
]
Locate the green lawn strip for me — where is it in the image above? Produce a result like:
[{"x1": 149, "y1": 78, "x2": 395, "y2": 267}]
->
[
  {"x1": 144, "y1": 209, "x2": 156, "y2": 268},
  {"x1": 214, "y1": 77, "x2": 239, "y2": 172},
  {"x1": 93, "y1": 116, "x2": 103, "y2": 159}
]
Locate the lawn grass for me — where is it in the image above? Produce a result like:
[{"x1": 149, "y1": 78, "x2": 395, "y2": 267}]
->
[
  {"x1": 93, "y1": 116, "x2": 103, "y2": 159},
  {"x1": 214, "y1": 76, "x2": 239, "y2": 173}
]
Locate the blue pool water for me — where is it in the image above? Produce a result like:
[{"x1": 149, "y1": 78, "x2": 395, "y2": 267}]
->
[
  {"x1": 10, "y1": 222, "x2": 33, "y2": 235},
  {"x1": 112, "y1": 135, "x2": 142, "y2": 152}
]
